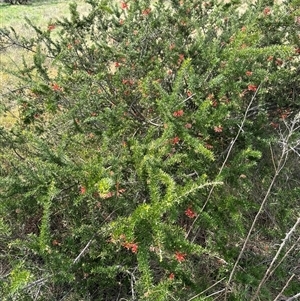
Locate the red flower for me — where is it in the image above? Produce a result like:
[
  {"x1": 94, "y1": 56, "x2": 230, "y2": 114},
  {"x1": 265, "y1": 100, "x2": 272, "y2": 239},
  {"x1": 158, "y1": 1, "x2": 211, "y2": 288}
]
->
[
  {"x1": 185, "y1": 207, "x2": 197, "y2": 218},
  {"x1": 175, "y1": 251, "x2": 186, "y2": 262},
  {"x1": 178, "y1": 54, "x2": 185, "y2": 65},
  {"x1": 248, "y1": 84, "x2": 257, "y2": 92},
  {"x1": 51, "y1": 83, "x2": 62, "y2": 92},
  {"x1": 246, "y1": 71, "x2": 253, "y2": 76},
  {"x1": 142, "y1": 8, "x2": 151, "y2": 15},
  {"x1": 122, "y1": 242, "x2": 131, "y2": 250},
  {"x1": 169, "y1": 273, "x2": 175, "y2": 280},
  {"x1": 80, "y1": 186, "x2": 86, "y2": 194},
  {"x1": 173, "y1": 110, "x2": 184, "y2": 117},
  {"x1": 115, "y1": 62, "x2": 120, "y2": 67},
  {"x1": 122, "y1": 79, "x2": 134, "y2": 85},
  {"x1": 131, "y1": 243, "x2": 138, "y2": 253},
  {"x1": 205, "y1": 143, "x2": 213, "y2": 149},
  {"x1": 170, "y1": 136, "x2": 180, "y2": 145},
  {"x1": 211, "y1": 100, "x2": 218, "y2": 107},
  {"x1": 263, "y1": 7, "x2": 271, "y2": 16},
  {"x1": 47, "y1": 24, "x2": 56, "y2": 31},
  {"x1": 214, "y1": 125, "x2": 223, "y2": 133},
  {"x1": 122, "y1": 242, "x2": 138, "y2": 253},
  {"x1": 121, "y1": 2, "x2": 128, "y2": 9}
]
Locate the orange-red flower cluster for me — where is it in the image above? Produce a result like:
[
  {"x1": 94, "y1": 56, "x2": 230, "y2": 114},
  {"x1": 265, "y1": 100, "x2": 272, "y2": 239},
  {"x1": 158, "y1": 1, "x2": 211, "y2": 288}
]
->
[
  {"x1": 214, "y1": 125, "x2": 223, "y2": 133},
  {"x1": 48, "y1": 24, "x2": 56, "y2": 31},
  {"x1": 248, "y1": 84, "x2": 257, "y2": 92},
  {"x1": 80, "y1": 186, "x2": 86, "y2": 194},
  {"x1": 178, "y1": 54, "x2": 184, "y2": 65},
  {"x1": 263, "y1": 7, "x2": 271, "y2": 16},
  {"x1": 51, "y1": 83, "x2": 63, "y2": 92},
  {"x1": 170, "y1": 136, "x2": 180, "y2": 145},
  {"x1": 122, "y1": 79, "x2": 134, "y2": 86},
  {"x1": 122, "y1": 242, "x2": 138, "y2": 253},
  {"x1": 186, "y1": 90, "x2": 192, "y2": 97},
  {"x1": 185, "y1": 207, "x2": 197, "y2": 218},
  {"x1": 173, "y1": 110, "x2": 184, "y2": 117},
  {"x1": 142, "y1": 8, "x2": 151, "y2": 15},
  {"x1": 175, "y1": 251, "x2": 186, "y2": 262},
  {"x1": 121, "y1": 1, "x2": 128, "y2": 9}
]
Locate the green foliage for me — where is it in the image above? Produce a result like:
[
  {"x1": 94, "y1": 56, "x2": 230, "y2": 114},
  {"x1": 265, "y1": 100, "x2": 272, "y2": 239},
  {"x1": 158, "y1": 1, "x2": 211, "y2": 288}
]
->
[{"x1": 0, "y1": 0, "x2": 299, "y2": 300}]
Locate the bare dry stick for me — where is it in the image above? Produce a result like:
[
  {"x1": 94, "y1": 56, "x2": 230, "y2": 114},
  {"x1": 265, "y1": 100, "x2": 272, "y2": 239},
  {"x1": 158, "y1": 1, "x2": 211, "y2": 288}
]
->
[
  {"x1": 187, "y1": 277, "x2": 226, "y2": 301},
  {"x1": 125, "y1": 269, "x2": 137, "y2": 301},
  {"x1": 273, "y1": 274, "x2": 295, "y2": 301},
  {"x1": 225, "y1": 151, "x2": 285, "y2": 299},
  {"x1": 225, "y1": 115, "x2": 299, "y2": 300},
  {"x1": 286, "y1": 292, "x2": 300, "y2": 301},
  {"x1": 73, "y1": 238, "x2": 94, "y2": 264},
  {"x1": 252, "y1": 217, "x2": 300, "y2": 300},
  {"x1": 267, "y1": 236, "x2": 300, "y2": 284},
  {"x1": 202, "y1": 288, "x2": 226, "y2": 299}
]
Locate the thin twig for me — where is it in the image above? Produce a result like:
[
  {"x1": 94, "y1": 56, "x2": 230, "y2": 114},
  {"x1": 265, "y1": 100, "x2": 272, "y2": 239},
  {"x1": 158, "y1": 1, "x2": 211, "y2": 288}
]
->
[
  {"x1": 269, "y1": 143, "x2": 277, "y2": 172},
  {"x1": 252, "y1": 217, "x2": 300, "y2": 300},
  {"x1": 178, "y1": 93, "x2": 195, "y2": 106},
  {"x1": 267, "y1": 236, "x2": 300, "y2": 284},
  {"x1": 203, "y1": 288, "x2": 226, "y2": 299},
  {"x1": 187, "y1": 277, "x2": 226, "y2": 301},
  {"x1": 225, "y1": 147, "x2": 286, "y2": 299},
  {"x1": 286, "y1": 292, "x2": 300, "y2": 301},
  {"x1": 226, "y1": 114, "x2": 299, "y2": 300},
  {"x1": 125, "y1": 269, "x2": 137, "y2": 301},
  {"x1": 33, "y1": 284, "x2": 42, "y2": 301},
  {"x1": 273, "y1": 274, "x2": 295, "y2": 301},
  {"x1": 23, "y1": 277, "x2": 49, "y2": 290},
  {"x1": 73, "y1": 238, "x2": 94, "y2": 264},
  {"x1": 146, "y1": 119, "x2": 163, "y2": 127}
]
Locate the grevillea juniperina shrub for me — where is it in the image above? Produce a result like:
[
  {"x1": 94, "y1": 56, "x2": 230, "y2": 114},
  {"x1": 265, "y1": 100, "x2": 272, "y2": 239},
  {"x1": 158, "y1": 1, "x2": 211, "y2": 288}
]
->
[{"x1": 0, "y1": 0, "x2": 299, "y2": 300}]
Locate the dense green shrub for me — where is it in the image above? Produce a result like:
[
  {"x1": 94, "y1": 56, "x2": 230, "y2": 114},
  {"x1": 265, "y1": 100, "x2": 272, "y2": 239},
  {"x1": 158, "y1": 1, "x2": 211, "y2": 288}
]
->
[{"x1": 0, "y1": 0, "x2": 299, "y2": 300}]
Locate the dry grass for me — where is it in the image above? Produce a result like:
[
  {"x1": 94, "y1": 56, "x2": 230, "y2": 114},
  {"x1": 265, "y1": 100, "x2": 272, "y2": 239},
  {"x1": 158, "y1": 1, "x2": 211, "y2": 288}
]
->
[
  {"x1": 0, "y1": 0, "x2": 91, "y2": 127},
  {"x1": 0, "y1": 107, "x2": 19, "y2": 127},
  {"x1": 0, "y1": 0, "x2": 91, "y2": 94}
]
